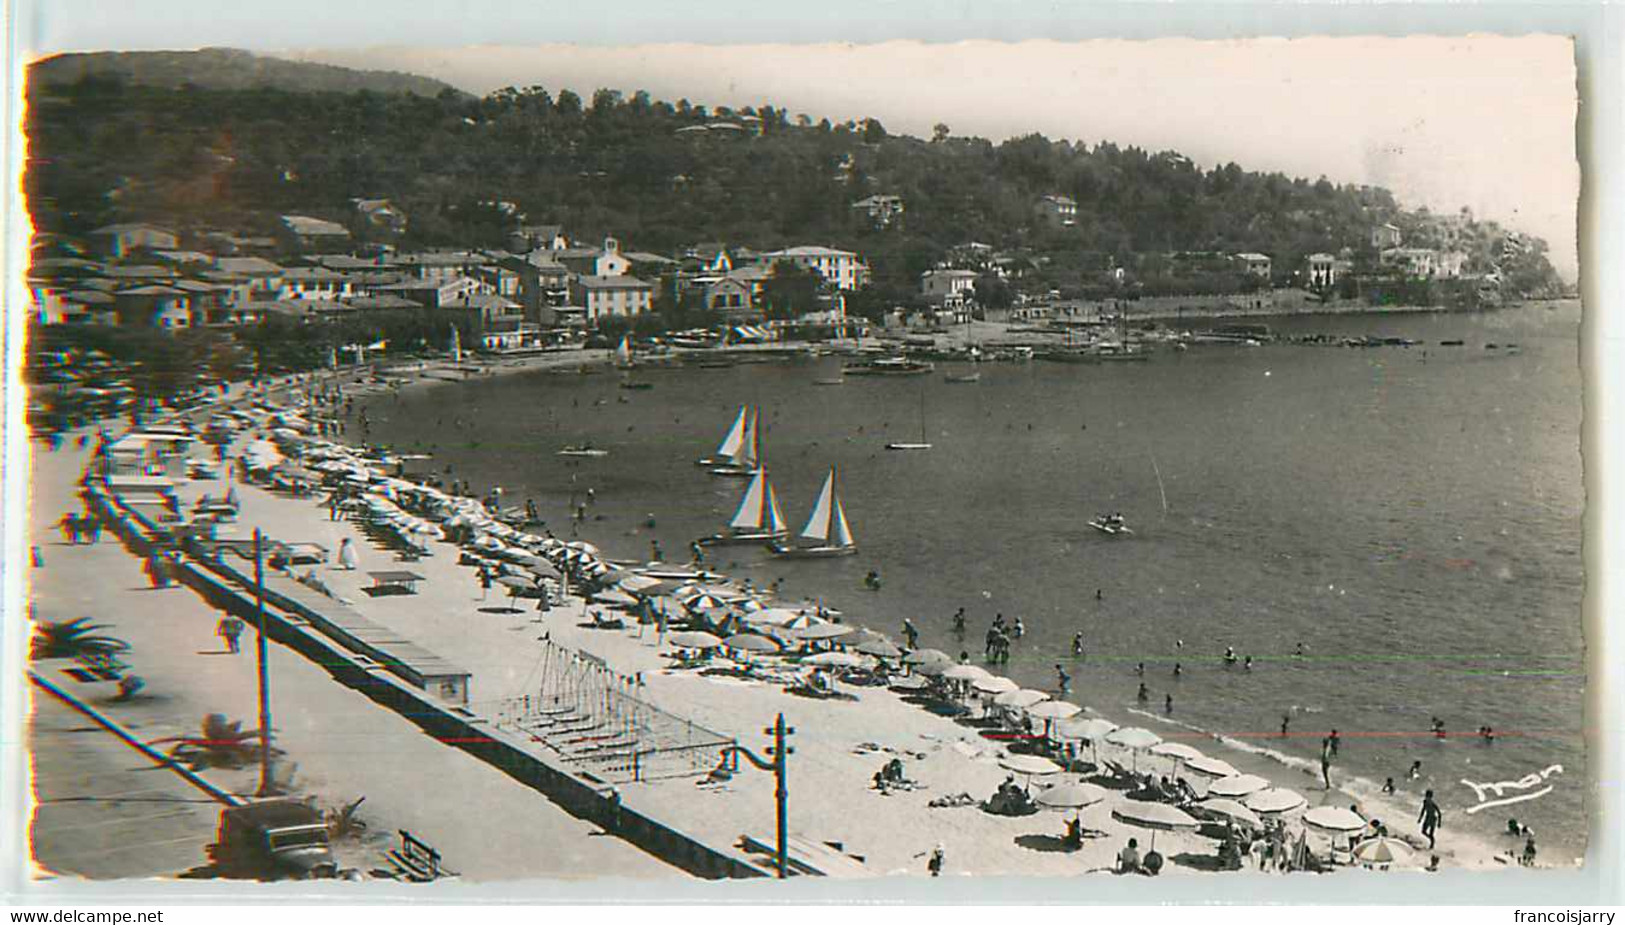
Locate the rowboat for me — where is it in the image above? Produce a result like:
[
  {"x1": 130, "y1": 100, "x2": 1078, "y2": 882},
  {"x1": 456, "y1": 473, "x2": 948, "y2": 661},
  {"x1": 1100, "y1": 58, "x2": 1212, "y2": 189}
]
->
[
  {"x1": 557, "y1": 446, "x2": 609, "y2": 458},
  {"x1": 771, "y1": 467, "x2": 858, "y2": 558},
  {"x1": 1089, "y1": 515, "x2": 1132, "y2": 535}
]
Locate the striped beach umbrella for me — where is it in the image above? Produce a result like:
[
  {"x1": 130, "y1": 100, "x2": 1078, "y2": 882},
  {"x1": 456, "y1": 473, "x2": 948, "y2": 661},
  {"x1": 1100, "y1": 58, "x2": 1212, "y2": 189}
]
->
[{"x1": 1353, "y1": 836, "x2": 1412, "y2": 867}]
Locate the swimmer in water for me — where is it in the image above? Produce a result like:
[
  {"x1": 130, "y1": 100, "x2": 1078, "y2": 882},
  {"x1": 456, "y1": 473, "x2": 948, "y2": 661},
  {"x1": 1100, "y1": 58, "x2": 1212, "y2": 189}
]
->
[
  {"x1": 1224, "y1": 646, "x2": 1238, "y2": 666},
  {"x1": 1137, "y1": 682, "x2": 1149, "y2": 702},
  {"x1": 1172, "y1": 662, "x2": 1182, "y2": 678},
  {"x1": 1072, "y1": 632, "x2": 1084, "y2": 657},
  {"x1": 1244, "y1": 655, "x2": 1254, "y2": 670},
  {"x1": 1096, "y1": 589, "x2": 1103, "y2": 601},
  {"x1": 1135, "y1": 661, "x2": 1145, "y2": 676},
  {"x1": 1056, "y1": 665, "x2": 1071, "y2": 694},
  {"x1": 952, "y1": 608, "x2": 967, "y2": 635},
  {"x1": 1382, "y1": 777, "x2": 1396, "y2": 795},
  {"x1": 1409, "y1": 760, "x2": 1423, "y2": 779},
  {"x1": 1164, "y1": 693, "x2": 1174, "y2": 714}
]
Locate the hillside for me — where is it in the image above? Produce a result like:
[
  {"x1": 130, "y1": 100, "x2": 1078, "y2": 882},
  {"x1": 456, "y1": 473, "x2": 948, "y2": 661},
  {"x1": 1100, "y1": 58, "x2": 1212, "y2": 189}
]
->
[
  {"x1": 22, "y1": 77, "x2": 1563, "y2": 300},
  {"x1": 29, "y1": 48, "x2": 462, "y2": 98}
]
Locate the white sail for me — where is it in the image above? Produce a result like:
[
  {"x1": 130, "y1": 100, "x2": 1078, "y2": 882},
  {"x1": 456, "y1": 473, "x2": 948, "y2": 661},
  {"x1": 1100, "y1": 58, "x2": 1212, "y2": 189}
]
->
[
  {"x1": 715, "y1": 406, "x2": 749, "y2": 459},
  {"x1": 736, "y1": 407, "x2": 760, "y2": 467},
  {"x1": 764, "y1": 482, "x2": 788, "y2": 534},
  {"x1": 828, "y1": 485, "x2": 855, "y2": 548},
  {"x1": 730, "y1": 469, "x2": 768, "y2": 530},
  {"x1": 800, "y1": 469, "x2": 837, "y2": 542}
]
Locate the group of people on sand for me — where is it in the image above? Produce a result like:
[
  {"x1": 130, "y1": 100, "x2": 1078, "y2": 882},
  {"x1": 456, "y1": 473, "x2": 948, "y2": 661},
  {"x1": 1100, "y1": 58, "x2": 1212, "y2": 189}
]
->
[{"x1": 55, "y1": 509, "x2": 102, "y2": 545}]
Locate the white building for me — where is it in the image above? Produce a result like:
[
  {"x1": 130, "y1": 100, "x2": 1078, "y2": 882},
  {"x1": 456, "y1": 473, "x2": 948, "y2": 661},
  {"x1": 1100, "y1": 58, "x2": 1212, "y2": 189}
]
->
[
  {"x1": 1234, "y1": 252, "x2": 1273, "y2": 279},
  {"x1": 758, "y1": 246, "x2": 869, "y2": 290},
  {"x1": 920, "y1": 268, "x2": 980, "y2": 304},
  {"x1": 578, "y1": 275, "x2": 653, "y2": 323}
]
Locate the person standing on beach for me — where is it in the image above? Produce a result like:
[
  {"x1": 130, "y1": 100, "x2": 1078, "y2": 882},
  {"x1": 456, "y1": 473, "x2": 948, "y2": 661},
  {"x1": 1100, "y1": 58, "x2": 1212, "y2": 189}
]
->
[
  {"x1": 1319, "y1": 737, "x2": 1333, "y2": 789},
  {"x1": 1418, "y1": 790, "x2": 1443, "y2": 848},
  {"x1": 1137, "y1": 682, "x2": 1149, "y2": 703},
  {"x1": 927, "y1": 843, "x2": 945, "y2": 877},
  {"x1": 903, "y1": 619, "x2": 920, "y2": 649},
  {"x1": 217, "y1": 617, "x2": 245, "y2": 654},
  {"x1": 1328, "y1": 729, "x2": 1341, "y2": 757},
  {"x1": 1072, "y1": 633, "x2": 1084, "y2": 657},
  {"x1": 478, "y1": 563, "x2": 494, "y2": 599},
  {"x1": 1055, "y1": 665, "x2": 1071, "y2": 694},
  {"x1": 951, "y1": 608, "x2": 966, "y2": 636},
  {"x1": 338, "y1": 538, "x2": 359, "y2": 571},
  {"x1": 1164, "y1": 693, "x2": 1174, "y2": 715},
  {"x1": 1280, "y1": 714, "x2": 1291, "y2": 738}
]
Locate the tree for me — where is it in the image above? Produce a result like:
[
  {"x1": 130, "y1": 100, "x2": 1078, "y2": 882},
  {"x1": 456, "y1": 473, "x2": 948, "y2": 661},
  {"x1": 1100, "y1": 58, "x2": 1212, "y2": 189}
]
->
[
  {"x1": 555, "y1": 89, "x2": 582, "y2": 116},
  {"x1": 761, "y1": 261, "x2": 823, "y2": 319},
  {"x1": 932, "y1": 123, "x2": 950, "y2": 143},
  {"x1": 973, "y1": 274, "x2": 1013, "y2": 310}
]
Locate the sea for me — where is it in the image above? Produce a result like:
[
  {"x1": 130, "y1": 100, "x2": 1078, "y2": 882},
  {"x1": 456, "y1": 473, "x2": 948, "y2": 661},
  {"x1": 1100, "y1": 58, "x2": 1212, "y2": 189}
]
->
[{"x1": 363, "y1": 300, "x2": 1586, "y2": 864}]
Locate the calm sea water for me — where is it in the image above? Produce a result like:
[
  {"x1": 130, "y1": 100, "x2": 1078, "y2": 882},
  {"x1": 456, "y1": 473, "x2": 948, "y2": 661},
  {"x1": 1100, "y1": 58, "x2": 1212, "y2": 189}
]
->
[{"x1": 365, "y1": 301, "x2": 1585, "y2": 861}]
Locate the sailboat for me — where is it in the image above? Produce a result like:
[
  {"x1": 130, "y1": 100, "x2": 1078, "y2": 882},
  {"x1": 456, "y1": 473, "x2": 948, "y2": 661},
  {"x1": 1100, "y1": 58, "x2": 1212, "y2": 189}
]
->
[
  {"x1": 697, "y1": 406, "x2": 750, "y2": 467},
  {"x1": 696, "y1": 467, "x2": 789, "y2": 546},
  {"x1": 706, "y1": 407, "x2": 761, "y2": 477},
  {"x1": 771, "y1": 467, "x2": 858, "y2": 558},
  {"x1": 886, "y1": 386, "x2": 933, "y2": 450}
]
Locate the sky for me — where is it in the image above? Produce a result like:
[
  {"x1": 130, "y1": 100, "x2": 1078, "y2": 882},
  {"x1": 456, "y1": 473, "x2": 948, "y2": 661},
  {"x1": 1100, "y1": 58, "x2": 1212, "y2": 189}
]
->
[
  {"x1": 284, "y1": 37, "x2": 1578, "y2": 278},
  {"x1": 14, "y1": 4, "x2": 1583, "y2": 279}
]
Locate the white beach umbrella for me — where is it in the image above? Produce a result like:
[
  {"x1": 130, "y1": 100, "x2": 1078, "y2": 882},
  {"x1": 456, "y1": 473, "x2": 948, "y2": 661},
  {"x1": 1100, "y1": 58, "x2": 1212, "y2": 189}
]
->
[
  {"x1": 902, "y1": 646, "x2": 951, "y2": 664},
  {"x1": 1111, "y1": 802, "x2": 1200, "y2": 852},
  {"x1": 1150, "y1": 742, "x2": 1205, "y2": 763},
  {"x1": 1304, "y1": 805, "x2": 1368, "y2": 834},
  {"x1": 994, "y1": 688, "x2": 1051, "y2": 709},
  {"x1": 856, "y1": 639, "x2": 904, "y2": 659},
  {"x1": 1055, "y1": 717, "x2": 1118, "y2": 741},
  {"x1": 999, "y1": 754, "x2": 1063, "y2": 778},
  {"x1": 1185, "y1": 755, "x2": 1241, "y2": 779},
  {"x1": 803, "y1": 651, "x2": 866, "y2": 669},
  {"x1": 668, "y1": 631, "x2": 722, "y2": 650},
  {"x1": 1026, "y1": 700, "x2": 1082, "y2": 720},
  {"x1": 1035, "y1": 781, "x2": 1109, "y2": 811},
  {"x1": 1244, "y1": 788, "x2": 1308, "y2": 815},
  {"x1": 723, "y1": 633, "x2": 780, "y2": 653},
  {"x1": 1194, "y1": 799, "x2": 1263, "y2": 830},
  {"x1": 799, "y1": 623, "x2": 856, "y2": 641},
  {"x1": 1105, "y1": 727, "x2": 1163, "y2": 751},
  {"x1": 942, "y1": 664, "x2": 992, "y2": 682},
  {"x1": 1206, "y1": 774, "x2": 1271, "y2": 798},
  {"x1": 971, "y1": 676, "x2": 1020, "y2": 695}
]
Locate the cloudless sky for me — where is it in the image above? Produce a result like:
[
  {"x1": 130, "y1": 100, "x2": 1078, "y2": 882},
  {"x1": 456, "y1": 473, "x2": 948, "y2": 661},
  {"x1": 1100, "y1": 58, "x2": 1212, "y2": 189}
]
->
[{"x1": 15, "y1": 1, "x2": 1588, "y2": 277}]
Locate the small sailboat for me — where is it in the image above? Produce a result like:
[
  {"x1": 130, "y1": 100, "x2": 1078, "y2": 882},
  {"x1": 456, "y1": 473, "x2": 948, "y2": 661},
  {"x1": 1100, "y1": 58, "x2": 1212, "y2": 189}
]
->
[
  {"x1": 708, "y1": 407, "x2": 761, "y2": 477},
  {"x1": 771, "y1": 467, "x2": 858, "y2": 558},
  {"x1": 886, "y1": 386, "x2": 932, "y2": 451},
  {"x1": 697, "y1": 468, "x2": 790, "y2": 546},
  {"x1": 697, "y1": 406, "x2": 750, "y2": 467}
]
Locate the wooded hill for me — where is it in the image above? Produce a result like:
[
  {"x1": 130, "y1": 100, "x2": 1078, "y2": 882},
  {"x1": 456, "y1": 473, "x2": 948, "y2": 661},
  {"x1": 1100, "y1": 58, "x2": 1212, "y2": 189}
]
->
[{"x1": 24, "y1": 54, "x2": 1564, "y2": 300}]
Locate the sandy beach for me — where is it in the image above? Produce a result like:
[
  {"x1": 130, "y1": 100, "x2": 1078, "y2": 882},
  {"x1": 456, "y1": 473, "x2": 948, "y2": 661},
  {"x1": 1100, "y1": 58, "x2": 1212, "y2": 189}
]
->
[{"x1": 22, "y1": 350, "x2": 1545, "y2": 883}]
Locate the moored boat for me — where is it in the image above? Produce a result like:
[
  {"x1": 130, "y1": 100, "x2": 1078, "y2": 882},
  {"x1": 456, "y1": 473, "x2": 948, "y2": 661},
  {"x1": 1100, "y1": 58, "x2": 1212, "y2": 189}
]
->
[
  {"x1": 944, "y1": 372, "x2": 982, "y2": 383},
  {"x1": 1088, "y1": 514, "x2": 1133, "y2": 535},
  {"x1": 771, "y1": 467, "x2": 858, "y2": 557},
  {"x1": 557, "y1": 445, "x2": 609, "y2": 458},
  {"x1": 843, "y1": 357, "x2": 934, "y2": 377}
]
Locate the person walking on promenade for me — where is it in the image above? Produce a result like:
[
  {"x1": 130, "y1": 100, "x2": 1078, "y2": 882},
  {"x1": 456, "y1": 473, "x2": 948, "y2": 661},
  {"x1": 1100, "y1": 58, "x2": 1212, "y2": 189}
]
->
[
  {"x1": 338, "y1": 537, "x2": 359, "y2": 571},
  {"x1": 217, "y1": 616, "x2": 245, "y2": 654},
  {"x1": 1418, "y1": 790, "x2": 1443, "y2": 849}
]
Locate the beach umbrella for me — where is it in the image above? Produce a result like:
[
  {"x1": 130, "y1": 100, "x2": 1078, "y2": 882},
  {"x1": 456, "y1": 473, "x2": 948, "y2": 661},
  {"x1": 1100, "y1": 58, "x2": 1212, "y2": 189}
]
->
[
  {"x1": 746, "y1": 607, "x2": 803, "y2": 627},
  {"x1": 888, "y1": 674, "x2": 929, "y2": 692},
  {"x1": 669, "y1": 631, "x2": 721, "y2": 650},
  {"x1": 685, "y1": 593, "x2": 732, "y2": 612},
  {"x1": 1150, "y1": 742, "x2": 1206, "y2": 763},
  {"x1": 857, "y1": 639, "x2": 904, "y2": 659},
  {"x1": 528, "y1": 562, "x2": 563, "y2": 581},
  {"x1": 497, "y1": 574, "x2": 535, "y2": 590},
  {"x1": 1111, "y1": 802, "x2": 1200, "y2": 852},
  {"x1": 591, "y1": 589, "x2": 638, "y2": 606},
  {"x1": 1105, "y1": 727, "x2": 1163, "y2": 750},
  {"x1": 971, "y1": 675, "x2": 1019, "y2": 695},
  {"x1": 902, "y1": 647, "x2": 951, "y2": 665},
  {"x1": 1035, "y1": 781, "x2": 1109, "y2": 811},
  {"x1": 618, "y1": 574, "x2": 664, "y2": 592},
  {"x1": 1304, "y1": 806, "x2": 1368, "y2": 834},
  {"x1": 913, "y1": 659, "x2": 953, "y2": 677},
  {"x1": 1244, "y1": 788, "x2": 1307, "y2": 815},
  {"x1": 799, "y1": 623, "x2": 856, "y2": 641},
  {"x1": 998, "y1": 754, "x2": 1063, "y2": 789},
  {"x1": 1194, "y1": 799, "x2": 1263, "y2": 830},
  {"x1": 723, "y1": 633, "x2": 780, "y2": 653},
  {"x1": 564, "y1": 540, "x2": 600, "y2": 553},
  {"x1": 1055, "y1": 717, "x2": 1118, "y2": 741},
  {"x1": 993, "y1": 688, "x2": 1050, "y2": 709},
  {"x1": 803, "y1": 651, "x2": 866, "y2": 669},
  {"x1": 1026, "y1": 700, "x2": 1082, "y2": 720},
  {"x1": 733, "y1": 598, "x2": 767, "y2": 612},
  {"x1": 1185, "y1": 755, "x2": 1240, "y2": 779},
  {"x1": 1206, "y1": 774, "x2": 1271, "y2": 798},
  {"x1": 942, "y1": 664, "x2": 992, "y2": 683},
  {"x1": 1353, "y1": 836, "x2": 1413, "y2": 868}
]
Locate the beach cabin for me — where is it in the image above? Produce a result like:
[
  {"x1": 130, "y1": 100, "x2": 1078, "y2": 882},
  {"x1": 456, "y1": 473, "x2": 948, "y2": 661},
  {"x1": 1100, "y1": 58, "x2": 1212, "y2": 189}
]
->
[{"x1": 105, "y1": 430, "x2": 196, "y2": 477}]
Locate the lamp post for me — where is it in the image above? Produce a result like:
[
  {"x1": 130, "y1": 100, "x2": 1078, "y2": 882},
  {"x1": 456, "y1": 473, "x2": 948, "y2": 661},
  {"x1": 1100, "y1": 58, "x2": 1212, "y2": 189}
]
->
[
  {"x1": 219, "y1": 528, "x2": 275, "y2": 797},
  {"x1": 723, "y1": 713, "x2": 795, "y2": 879}
]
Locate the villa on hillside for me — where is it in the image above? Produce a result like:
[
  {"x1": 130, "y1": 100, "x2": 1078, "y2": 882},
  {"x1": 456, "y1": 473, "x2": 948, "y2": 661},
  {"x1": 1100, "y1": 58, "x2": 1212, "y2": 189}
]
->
[{"x1": 757, "y1": 245, "x2": 869, "y2": 290}]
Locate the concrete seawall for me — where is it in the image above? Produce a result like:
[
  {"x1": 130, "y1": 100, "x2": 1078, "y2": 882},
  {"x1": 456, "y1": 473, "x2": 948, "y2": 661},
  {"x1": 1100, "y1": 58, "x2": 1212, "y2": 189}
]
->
[{"x1": 84, "y1": 483, "x2": 769, "y2": 881}]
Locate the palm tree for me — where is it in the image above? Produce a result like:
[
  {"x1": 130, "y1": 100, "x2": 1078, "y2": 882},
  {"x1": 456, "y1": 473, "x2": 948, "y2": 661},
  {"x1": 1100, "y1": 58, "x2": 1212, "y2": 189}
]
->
[
  {"x1": 31, "y1": 617, "x2": 130, "y2": 661},
  {"x1": 152, "y1": 713, "x2": 276, "y2": 771}
]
